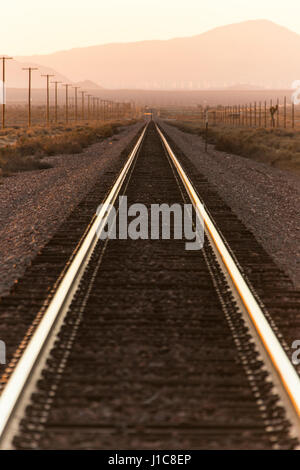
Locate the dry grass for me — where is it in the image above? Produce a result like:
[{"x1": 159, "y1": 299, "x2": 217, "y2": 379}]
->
[
  {"x1": 0, "y1": 120, "x2": 137, "y2": 177},
  {"x1": 168, "y1": 119, "x2": 300, "y2": 174}
]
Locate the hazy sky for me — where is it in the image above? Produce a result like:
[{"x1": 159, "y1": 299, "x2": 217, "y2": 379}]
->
[{"x1": 2, "y1": 0, "x2": 300, "y2": 56}]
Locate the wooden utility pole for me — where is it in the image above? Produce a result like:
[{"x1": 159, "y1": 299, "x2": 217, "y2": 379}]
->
[
  {"x1": 72, "y1": 86, "x2": 80, "y2": 123},
  {"x1": 100, "y1": 100, "x2": 103, "y2": 120},
  {"x1": 52, "y1": 81, "x2": 62, "y2": 123},
  {"x1": 1, "y1": 56, "x2": 13, "y2": 128},
  {"x1": 92, "y1": 97, "x2": 96, "y2": 120},
  {"x1": 80, "y1": 91, "x2": 86, "y2": 121},
  {"x1": 259, "y1": 102, "x2": 262, "y2": 127},
  {"x1": 205, "y1": 108, "x2": 209, "y2": 153},
  {"x1": 41, "y1": 74, "x2": 54, "y2": 125},
  {"x1": 103, "y1": 100, "x2": 107, "y2": 121},
  {"x1": 62, "y1": 84, "x2": 71, "y2": 124},
  {"x1": 22, "y1": 67, "x2": 38, "y2": 127},
  {"x1": 96, "y1": 98, "x2": 100, "y2": 120},
  {"x1": 105, "y1": 100, "x2": 108, "y2": 121},
  {"x1": 87, "y1": 95, "x2": 92, "y2": 121}
]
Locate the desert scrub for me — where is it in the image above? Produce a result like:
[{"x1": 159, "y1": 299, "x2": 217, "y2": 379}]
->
[
  {"x1": 0, "y1": 148, "x2": 51, "y2": 176},
  {"x1": 0, "y1": 120, "x2": 137, "y2": 176},
  {"x1": 168, "y1": 120, "x2": 300, "y2": 174}
]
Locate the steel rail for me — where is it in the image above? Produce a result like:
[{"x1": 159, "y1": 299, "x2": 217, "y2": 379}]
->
[
  {"x1": 0, "y1": 124, "x2": 148, "y2": 447},
  {"x1": 1, "y1": 121, "x2": 299, "y2": 447},
  {"x1": 156, "y1": 123, "x2": 300, "y2": 439}
]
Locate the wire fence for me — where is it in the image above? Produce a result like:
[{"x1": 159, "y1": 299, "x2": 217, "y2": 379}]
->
[{"x1": 180, "y1": 97, "x2": 300, "y2": 130}]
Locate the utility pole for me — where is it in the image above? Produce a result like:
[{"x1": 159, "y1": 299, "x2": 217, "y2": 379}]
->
[
  {"x1": 205, "y1": 107, "x2": 209, "y2": 153},
  {"x1": 95, "y1": 98, "x2": 98, "y2": 120},
  {"x1": 72, "y1": 86, "x2": 80, "y2": 123},
  {"x1": 22, "y1": 67, "x2": 38, "y2": 127},
  {"x1": 1, "y1": 56, "x2": 13, "y2": 128},
  {"x1": 104, "y1": 100, "x2": 108, "y2": 121},
  {"x1": 105, "y1": 100, "x2": 108, "y2": 121},
  {"x1": 52, "y1": 81, "x2": 62, "y2": 123},
  {"x1": 62, "y1": 84, "x2": 71, "y2": 124},
  {"x1": 97, "y1": 98, "x2": 100, "y2": 121},
  {"x1": 92, "y1": 96, "x2": 97, "y2": 120},
  {"x1": 96, "y1": 97, "x2": 99, "y2": 120},
  {"x1": 41, "y1": 74, "x2": 54, "y2": 126},
  {"x1": 80, "y1": 91, "x2": 86, "y2": 121},
  {"x1": 87, "y1": 94, "x2": 92, "y2": 121},
  {"x1": 101, "y1": 100, "x2": 105, "y2": 121}
]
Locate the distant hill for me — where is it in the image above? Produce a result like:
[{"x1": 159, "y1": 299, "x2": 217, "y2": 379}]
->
[
  {"x1": 74, "y1": 80, "x2": 103, "y2": 89},
  {"x1": 3, "y1": 61, "x2": 103, "y2": 90},
  {"x1": 16, "y1": 20, "x2": 300, "y2": 89}
]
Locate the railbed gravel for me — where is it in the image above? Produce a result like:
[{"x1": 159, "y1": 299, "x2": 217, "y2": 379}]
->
[
  {"x1": 159, "y1": 120, "x2": 300, "y2": 288},
  {"x1": 0, "y1": 122, "x2": 144, "y2": 297}
]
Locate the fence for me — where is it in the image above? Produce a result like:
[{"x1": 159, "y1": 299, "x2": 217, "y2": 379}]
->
[{"x1": 198, "y1": 98, "x2": 300, "y2": 130}]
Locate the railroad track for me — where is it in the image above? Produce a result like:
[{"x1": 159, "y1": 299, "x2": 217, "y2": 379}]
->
[{"x1": 0, "y1": 121, "x2": 299, "y2": 449}]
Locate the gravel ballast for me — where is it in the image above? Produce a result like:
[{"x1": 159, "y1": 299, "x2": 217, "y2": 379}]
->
[
  {"x1": 0, "y1": 122, "x2": 143, "y2": 297},
  {"x1": 159, "y1": 120, "x2": 300, "y2": 288}
]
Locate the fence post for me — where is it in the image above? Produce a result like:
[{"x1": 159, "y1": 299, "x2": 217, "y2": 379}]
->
[
  {"x1": 264, "y1": 101, "x2": 267, "y2": 127},
  {"x1": 284, "y1": 96, "x2": 287, "y2": 128},
  {"x1": 205, "y1": 109, "x2": 208, "y2": 153}
]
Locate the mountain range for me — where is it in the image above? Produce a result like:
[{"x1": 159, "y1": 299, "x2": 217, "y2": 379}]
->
[{"x1": 10, "y1": 20, "x2": 300, "y2": 90}]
